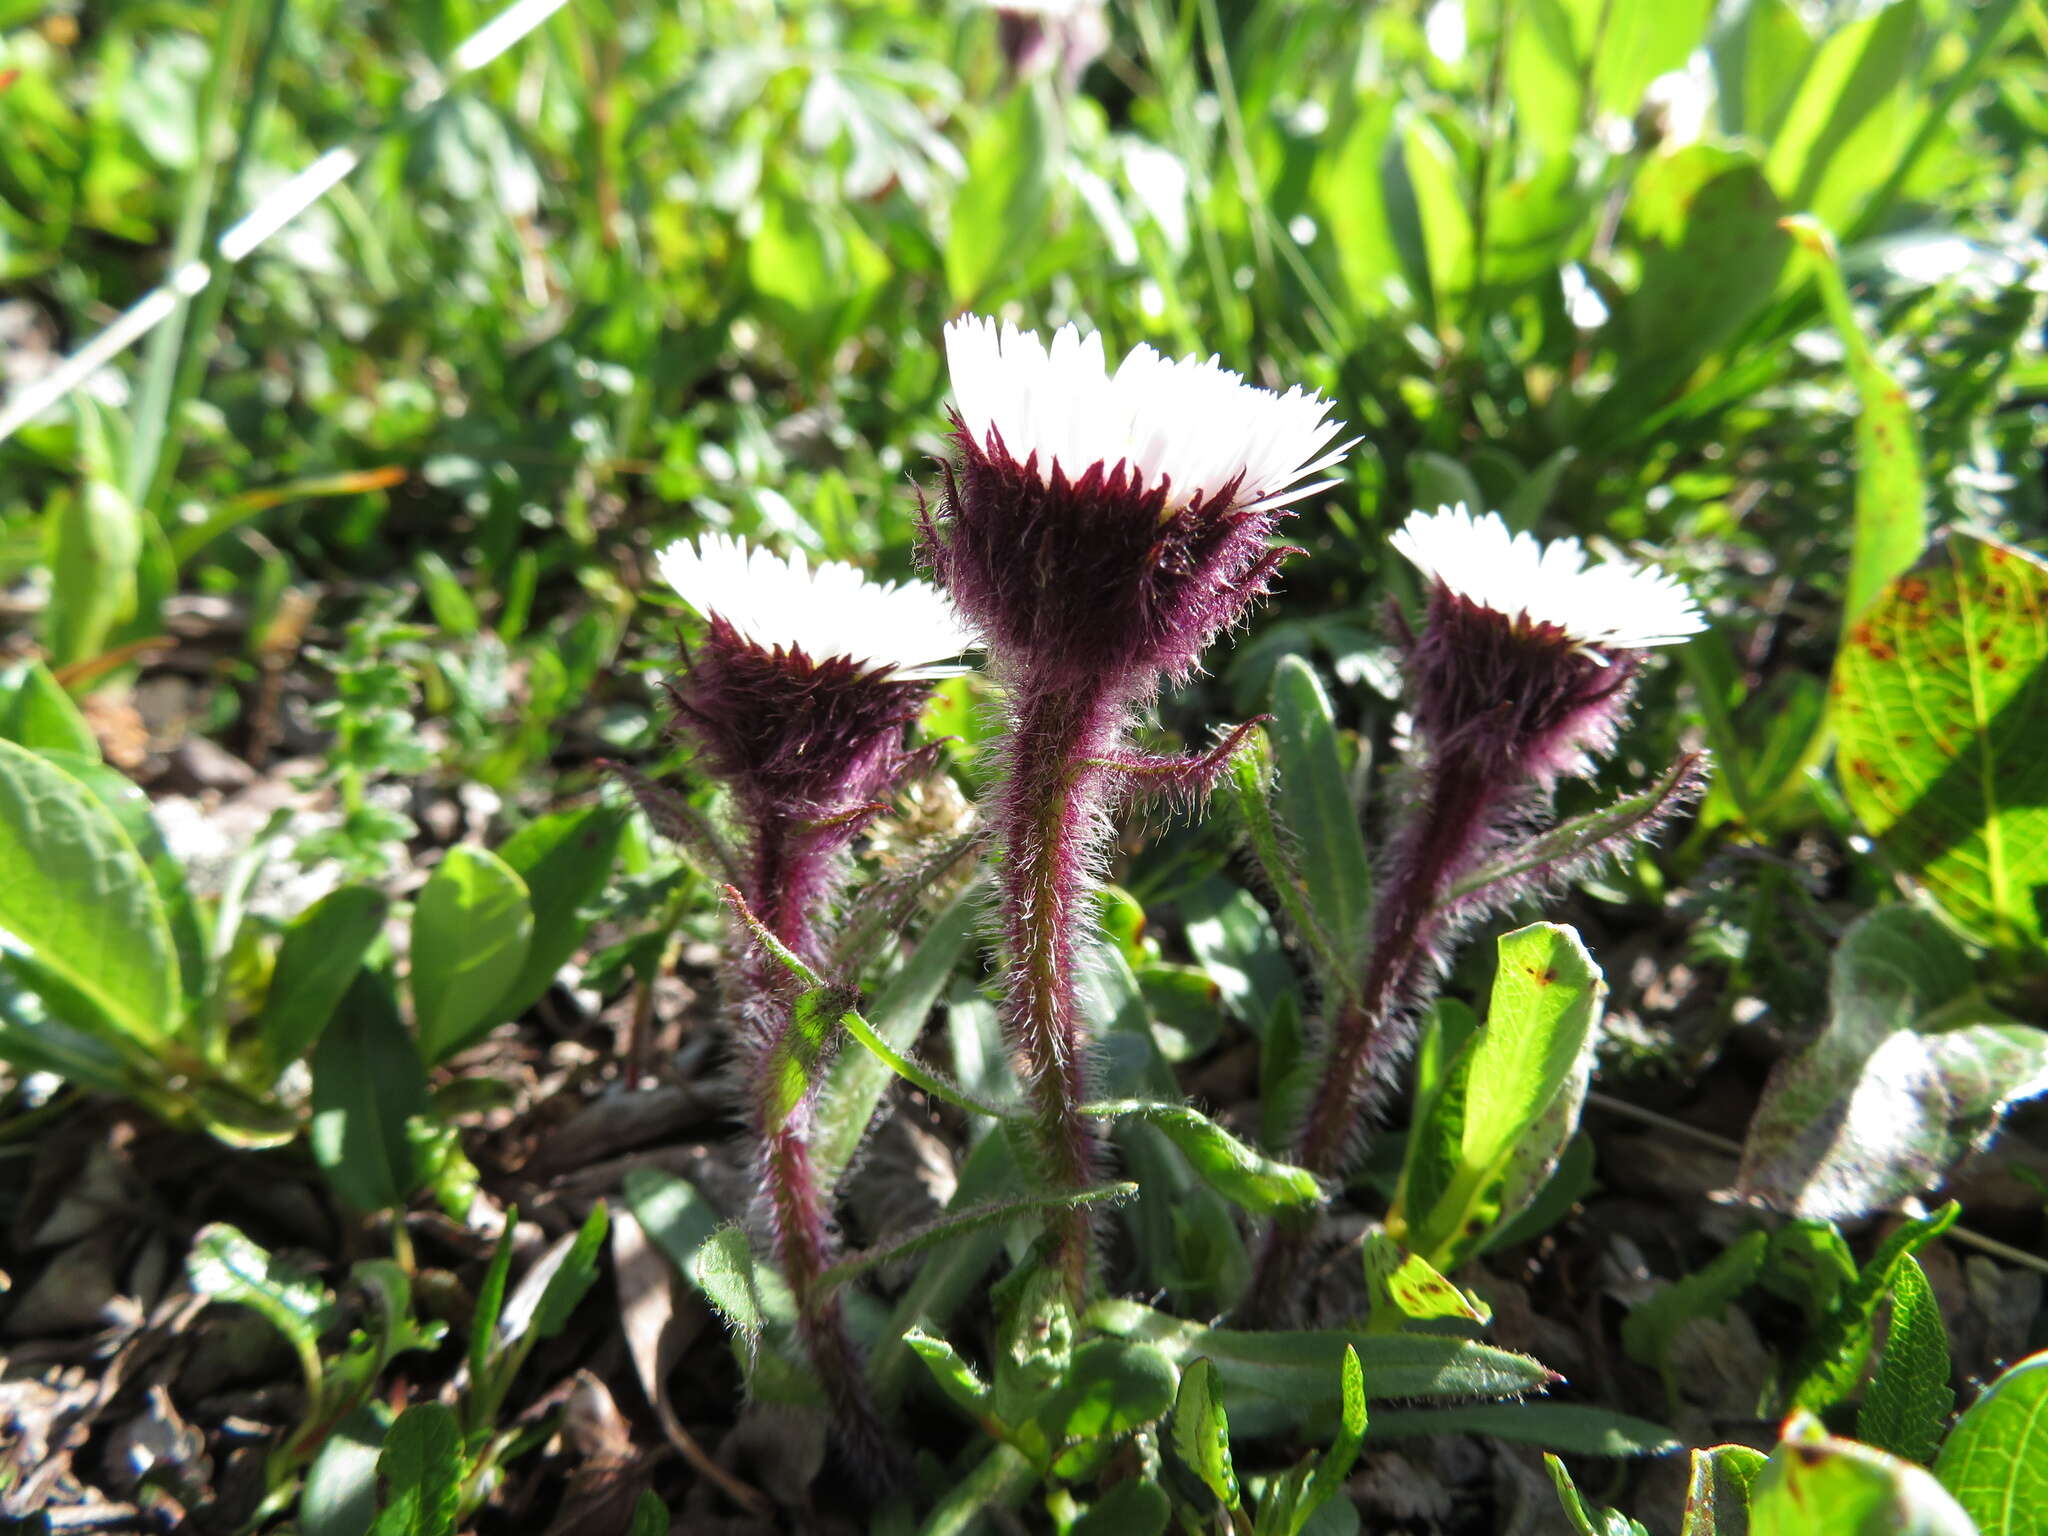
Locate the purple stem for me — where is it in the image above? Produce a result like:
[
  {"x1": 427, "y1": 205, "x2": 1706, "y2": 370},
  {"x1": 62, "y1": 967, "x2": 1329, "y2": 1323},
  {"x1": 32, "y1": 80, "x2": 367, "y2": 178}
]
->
[
  {"x1": 992, "y1": 673, "x2": 1128, "y2": 1302},
  {"x1": 1246, "y1": 759, "x2": 1498, "y2": 1315},
  {"x1": 738, "y1": 816, "x2": 894, "y2": 1468}
]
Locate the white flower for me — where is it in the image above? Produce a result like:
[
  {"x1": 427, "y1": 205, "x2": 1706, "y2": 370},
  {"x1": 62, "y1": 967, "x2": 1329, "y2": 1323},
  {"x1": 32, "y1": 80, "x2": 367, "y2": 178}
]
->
[
  {"x1": 655, "y1": 534, "x2": 978, "y2": 681},
  {"x1": 1391, "y1": 505, "x2": 1705, "y2": 654},
  {"x1": 943, "y1": 316, "x2": 1352, "y2": 514}
]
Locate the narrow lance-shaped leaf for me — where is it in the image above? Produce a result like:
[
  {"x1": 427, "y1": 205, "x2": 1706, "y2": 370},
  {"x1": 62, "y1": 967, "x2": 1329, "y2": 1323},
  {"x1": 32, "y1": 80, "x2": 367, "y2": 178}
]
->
[
  {"x1": 1857, "y1": 1254, "x2": 1953, "y2": 1465},
  {"x1": 1171, "y1": 1358, "x2": 1240, "y2": 1510},
  {"x1": 1267, "y1": 657, "x2": 1372, "y2": 974},
  {"x1": 814, "y1": 1182, "x2": 1137, "y2": 1296},
  {"x1": 1085, "y1": 1100, "x2": 1321, "y2": 1214}
]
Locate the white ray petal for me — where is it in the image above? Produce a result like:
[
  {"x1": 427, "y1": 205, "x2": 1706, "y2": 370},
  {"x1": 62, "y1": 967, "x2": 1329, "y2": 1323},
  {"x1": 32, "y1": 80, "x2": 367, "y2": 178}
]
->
[
  {"x1": 655, "y1": 534, "x2": 979, "y2": 680},
  {"x1": 1391, "y1": 505, "x2": 1706, "y2": 653},
  {"x1": 943, "y1": 315, "x2": 1350, "y2": 513}
]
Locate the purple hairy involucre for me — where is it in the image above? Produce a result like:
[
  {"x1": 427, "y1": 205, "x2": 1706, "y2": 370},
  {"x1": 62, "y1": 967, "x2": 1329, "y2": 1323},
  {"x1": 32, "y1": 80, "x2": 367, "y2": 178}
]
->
[
  {"x1": 922, "y1": 418, "x2": 1290, "y2": 695},
  {"x1": 662, "y1": 619, "x2": 937, "y2": 1474}
]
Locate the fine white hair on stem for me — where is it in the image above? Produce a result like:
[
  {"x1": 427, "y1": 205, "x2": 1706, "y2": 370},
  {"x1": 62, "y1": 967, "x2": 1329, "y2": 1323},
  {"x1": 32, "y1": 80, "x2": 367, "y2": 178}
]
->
[
  {"x1": 655, "y1": 533, "x2": 979, "y2": 680},
  {"x1": 1391, "y1": 504, "x2": 1706, "y2": 654},
  {"x1": 943, "y1": 316, "x2": 1354, "y2": 514}
]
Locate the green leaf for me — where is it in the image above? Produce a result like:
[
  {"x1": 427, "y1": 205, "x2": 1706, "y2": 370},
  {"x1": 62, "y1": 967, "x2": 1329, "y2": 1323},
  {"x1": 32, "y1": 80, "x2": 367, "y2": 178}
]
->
[
  {"x1": 1760, "y1": 0, "x2": 1921, "y2": 229},
  {"x1": 621, "y1": 1169, "x2": 721, "y2": 1282},
  {"x1": 816, "y1": 1183, "x2": 1136, "y2": 1296},
  {"x1": 904, "y1": 1328, "x2": 995, "y2": 1423},
  {"x1": 945, "y1": 82, "x2": 1054, "y2": 305},
  {"x1": 369, "y1": 1403, "x2": 463, "y2": 1536},
  {"x1": 1036, "y1": 1338, "x2": 1178, "y2": 1446},
  {"x1": 0, "y1": 737, "x2": 179, "y2": 1046},
  {"x1": 1071, "y1": 1479, "x2": 1171, "y2": 1536},
  {"x1": 46, "y1": 473, "x2": 142, "y2": 670},
  {"x1": 626, "y1": 1493, "x2": 668, "y2": 1536},
  {"x1": 1786, "y1": 1202, "x2": 1958, "y2": 1414},
  {"x1": 1172, "y1": 1358, "x2": 1241, "y2": 1509},
  {"x1": 260, "y1": 886, "x2": 390, "y2": 1067},
  {"x1": 0, "y1": 660, "x2": 98, "y2": 758},
  {"x1": 410, "y1": 846, "x2": 533, "y2": 1064},
  {"x1": 524, "y1": 1202, "x2": 609, "y2": 1343},
  {"x1": 1086, "y1": 1100, "x2": 1320, "y2": 1214},
  {"x1": 1736, "y1": 906, "x2": 2048, "y2": 1221},
  {"x1": 1858, "y1": 1256, "x2": 1953, "y2": 1465},
  {"x1": 1752, "y1": 1411, "x2": 1974, "y2": 1536},
  {"x1": 1267, "y1": 657, "x2": 1372, "y2": 974},
  {"x1": 1547, "y1": 1454, "x2": 1651, "y2": 1536},
  {"x1": 1682, "y1": 1444, "x2": 1769, "y2": 1536},
  {"x1": 813, "y1": 885, "x2": 980, "y2": 1188},
  {"x1": 468, "y1": 1215, "x2": 516, "y2": 1409},
  {"x1": 1292, "y1": 1346, "x2": 1369, "y2": 1531},
  {"x1": 1595, "y1": 146, "x2": 1792, "y2": 448},
  {"x1": 691, "y1": 1225, "x2": 797, "y2": 1340},
  {"x1": 1090, "y1": 1299, "x2": 1552, "y2": 1437},
  {"x1": 301, "y1": 1406, "x2": 386, "y2": 1536},
  {"x1": 1933, "y1": 1350, "x2": 2048, "y2": 1536},
  {"x1": 1373, "y1": 1403, "x2": 1679, "y2": 1458},
  {"x1": 494, "y1": 803, "x2": 627, "y2": 1019},
  {"x1": 1362, "y1": 1233, "x2": 1490, "y2": 1334},
  {"x1": 1621, "y1": 1231, "x2": 1768, "y2": 1389},
  {"x1": 1784, "y1": 218, "x2": 1925, "y2": 631},
  {"x1": 310, "y1": 973, "x2": 430, "y2": 1214},
  {"x1": 1834, "y1": 533, "x2": 2048, "y2": 953},
  {"x1": 186, "y1": 1222, "x2": 332, "y2": 1371},
  {"x1": 1397, "y1": 924, "x2": 1604, "y2": 1268}
]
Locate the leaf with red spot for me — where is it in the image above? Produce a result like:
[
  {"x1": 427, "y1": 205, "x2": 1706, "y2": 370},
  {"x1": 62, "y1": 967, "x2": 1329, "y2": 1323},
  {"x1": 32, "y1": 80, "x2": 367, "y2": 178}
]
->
[{"x1": 1835, "y1": 532, "x2": 2048, "y2": 954}]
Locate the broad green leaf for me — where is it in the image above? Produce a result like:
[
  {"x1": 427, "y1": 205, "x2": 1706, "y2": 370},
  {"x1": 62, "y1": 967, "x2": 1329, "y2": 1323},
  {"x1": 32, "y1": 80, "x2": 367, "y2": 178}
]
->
[
  {"x1": 1086, "y1": 1100, "x2": 1320, "y2": 1214},
  {"x1": 1760, "y1": 0, "x2": 1921, "y2": 229},
  {"x1": 1172, "y1": 1357, "x2": 1240, "y2": 1509},
  {"x1": 945, "y1": 83, "x2": 1054, "y2": 305},
  {"x1": 814, "y1": 886, "x2": 979, "y2": 1186},
  {"x1": 1037, "y1": 1339, "x2": 1178, "y2": 1449},
  {"x1": 1373, "y1": 1404, "x2": 1679, "y2": 1457},
  {"x1": 0, "y1": 660, "x2": 97, "y2": 758},
  {"x1": 1090, "y1": 1299, "x2": 1551, "y2": 1437},
  {"x1": 0, "y1": 737, "x2": 179, "y2": 1045},
  {"x1": 1071, "y1": 1479, "x2": 1171, "y2": 1536},
  {"x1": 1547, "y1": 1454, "x2": 1651, "y2": 1536},
  {"x1": 1267, "y1": 657, "x2": 1371, "y2": 974},
  {"x1": 1595, "y1": 146, "x2": 1791, "y2": 447},
  {"x1": 1752, "y1": 1411, "x2": 1974, "y2": 1536},
  {"x1": 1857, "y1": 1255, "x2": 1953, "y2": 1465},
  {"x1": 1834, "y1": 534, "x2": 2048, "y2": 953},
  {"x1": 410, "y1": 845, "x2": 532, "y2": 1064},
  {"x1": 46, "y1": 474, "x2": 141, "y2": 670},
  {"x1": 369, "y1": 1403, "x2": 463, "y2": 1536},
  {"x1": 1397, "y1": 924, "x2": 1604, "y2": 1268},
  {"x1": 260, "y1": 886, "x2": 390, "y2": 1067},
  {"x1": 1362, "y1": 1233, "x2": 1490, "y2": 1334},
  {"x1": 301, "y1": 1406, "x2": 386, "y2": 1536},
  {"x1": 1785, "y1": 218, "x2": 1925, "y2": 632},
  {"x1": 1682, "y1": 1444, "x2": 1769, "y2": 1536},
  {"x1": 1736, "y1": 907, "x2": 2048, "y2": 1221},
  {"x1": 310, "y1": 973, "x2": 429, "y2": 1214},
  {"x1": 1934, "y1": 1350, "x2": 2048, "y2": 1536},
  {"x1": 494, "y1": 803, "x2": 628, "y2": 1020},
  {"x1": 186, "y1": 1222, "x2": 332, "y2": 1369}
]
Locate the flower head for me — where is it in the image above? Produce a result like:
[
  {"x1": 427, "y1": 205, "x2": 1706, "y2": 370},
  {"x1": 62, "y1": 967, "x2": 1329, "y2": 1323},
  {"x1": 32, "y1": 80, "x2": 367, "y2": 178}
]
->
[
  {"x1": 1391, "y1": 505, "x2": 1704, "y2": 785},
  {"x1": 655, "y1": 534, "x2": 967, "y2": 821},
  {"x1": 657, "y1": 533, "x2": 976, "y2": 682},
  {"x1": 925, "y1": 317, "x2": 1350, "y2": 686}
]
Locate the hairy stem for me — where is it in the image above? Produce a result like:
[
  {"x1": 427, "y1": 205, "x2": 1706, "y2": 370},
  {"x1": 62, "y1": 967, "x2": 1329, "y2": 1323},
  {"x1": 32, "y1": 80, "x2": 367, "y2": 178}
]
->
[
  {"x1": 738, "y1": 817, "x2": 892, "y2": 1467},
  {"x1": 993, "y1": 675, "x2": 1127, "y2": 1302},
  {"x1": 1248, "y1": 761, "x2": 1497, "y2": 1315}
]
